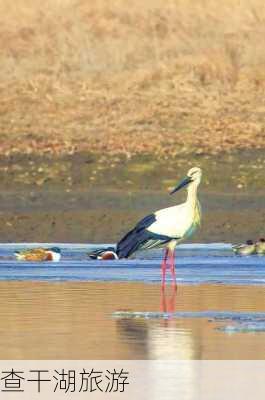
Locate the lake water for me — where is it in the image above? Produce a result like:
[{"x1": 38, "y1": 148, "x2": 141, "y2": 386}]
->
[{"x1": 0, "y1": 243, "x2": 264, "y2": 359}]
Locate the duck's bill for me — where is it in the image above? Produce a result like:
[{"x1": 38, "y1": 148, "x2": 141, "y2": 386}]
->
[{"x1": 170, "y1": 176, "x2": 192, "y2": 194}]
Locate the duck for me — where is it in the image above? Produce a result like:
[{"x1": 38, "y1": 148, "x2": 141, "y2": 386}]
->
[
  {"x1": 87, "y1": 247, "x2": 119, "y2": 260},
  {"x1": 232, "y1": 240, "x2": 256, "y2": 256},
  {"x1": 15, "y1": 247, "x2": 61, "y2": 262},
  {"x1": 255, "y1": 238, "x2": 265, "y2": 255}
]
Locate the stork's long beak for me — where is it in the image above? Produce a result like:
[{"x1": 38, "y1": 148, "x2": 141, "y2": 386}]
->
[{"x1": 170, "y1": 176, "x2": 192, "y2": 194}]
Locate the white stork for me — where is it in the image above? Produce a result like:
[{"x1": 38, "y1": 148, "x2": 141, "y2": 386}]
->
[{"x1": 89, "y1": 167, "x2": 202, "y2": 288}]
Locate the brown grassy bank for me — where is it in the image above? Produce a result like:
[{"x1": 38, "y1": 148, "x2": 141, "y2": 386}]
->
[{"x1": 0, "y1": 0, "x2": 265, "y2": 159}]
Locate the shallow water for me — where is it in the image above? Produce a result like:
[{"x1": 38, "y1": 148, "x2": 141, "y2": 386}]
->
[
  {"x1": 0, "y1": 243, "x2": 264, "y2": 285},
  {"x1": 0, "y1": 243, "x2": 264, "y2": 359}
]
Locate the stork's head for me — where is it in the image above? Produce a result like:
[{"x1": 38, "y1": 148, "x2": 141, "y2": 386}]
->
[{"x1": 170, "y1": 167, "x2": 202, "y2": 194}]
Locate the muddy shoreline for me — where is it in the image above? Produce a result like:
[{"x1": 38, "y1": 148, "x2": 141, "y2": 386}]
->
[{"x1": 0, "y1": 150, "x2": 265, "y2": 244}]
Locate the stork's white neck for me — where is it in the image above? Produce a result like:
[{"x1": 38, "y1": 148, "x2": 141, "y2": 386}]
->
[{"x1": 186, "y1": 182, "x2": 199, "y2": 207}]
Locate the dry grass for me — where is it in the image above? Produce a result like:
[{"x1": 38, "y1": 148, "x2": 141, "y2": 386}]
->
[{"x1": 0, "y1": 0, "x2": 265, "y2": 158}]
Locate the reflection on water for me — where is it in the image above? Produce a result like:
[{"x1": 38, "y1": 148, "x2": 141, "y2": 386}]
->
[
  {"x1": 0, "y1": 282, "x2": 264, "y2": 359},
  {"x1": 151, "y1": 288, "x2": 195, "y2": 359}
]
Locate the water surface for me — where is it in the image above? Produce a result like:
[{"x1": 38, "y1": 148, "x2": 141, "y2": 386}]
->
[
  {"x1": 0, "y1": 243, "x2": 264, "y2": 285},
  {"x1": 0, "y1": 243, "x2": 264, "y2": 359},
  {"x1": 0, "y1": 282, "x2": 264, "y2": 359}
]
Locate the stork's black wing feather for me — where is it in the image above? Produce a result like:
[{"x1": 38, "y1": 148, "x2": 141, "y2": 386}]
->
[
  {"x1": 116, "y1": 213, "x2": 171, "y2": 258},
  {"x1": 117, "y1": 214, "x2": 156, "y2": 243},
  {"x1": 134, "y1": 214, "x2": 157, "y2": 230}
]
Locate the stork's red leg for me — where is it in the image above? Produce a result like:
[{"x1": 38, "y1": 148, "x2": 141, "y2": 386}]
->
[
  {"x1": 161, "y1": 248, "x2": 169, "y2": 290},
  {"x1": 170, "y1": 248, "x2": 177, "y2": 290}
]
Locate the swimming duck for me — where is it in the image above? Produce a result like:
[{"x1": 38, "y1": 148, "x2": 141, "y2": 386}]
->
[
  {"x1": 87, "y1": 247, "x2": 119, "y2": 260},
  {"x1": 15, "y1": 247, "x2": 61, "y2": 262},
  {"x1": 255, "y1": 238, "x2": 265, "y2": 255},
  {"x1": 232, "y1": 240, "x2": 256, "y2": 256}
]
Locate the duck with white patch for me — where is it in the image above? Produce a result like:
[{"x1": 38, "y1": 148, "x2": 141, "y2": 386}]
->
[
  {"x1": 88, "y1": 247, "x2": 119, "y2": 260},
  {"x1": 15, "y1": 247, "x2": 61, "y2": 262},
  {"x1": 232, "y1": 240, "x2": 256, "y2": 256}
]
